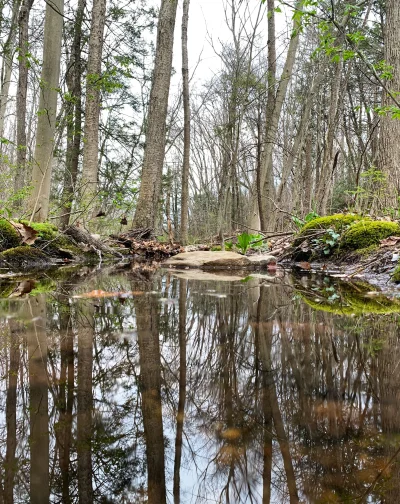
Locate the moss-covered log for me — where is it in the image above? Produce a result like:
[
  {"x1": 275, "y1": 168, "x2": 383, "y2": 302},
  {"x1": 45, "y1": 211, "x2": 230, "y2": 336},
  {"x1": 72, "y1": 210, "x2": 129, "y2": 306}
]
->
[{"x1": 0, "y1": 219, "x2": 21, "y2": 251}]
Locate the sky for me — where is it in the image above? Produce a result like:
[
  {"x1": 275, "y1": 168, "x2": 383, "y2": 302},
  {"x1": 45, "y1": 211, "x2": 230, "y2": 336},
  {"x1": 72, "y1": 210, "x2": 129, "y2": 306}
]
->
[{"x1": 172, "y1": 0, "x2": 231, "y2": 89}]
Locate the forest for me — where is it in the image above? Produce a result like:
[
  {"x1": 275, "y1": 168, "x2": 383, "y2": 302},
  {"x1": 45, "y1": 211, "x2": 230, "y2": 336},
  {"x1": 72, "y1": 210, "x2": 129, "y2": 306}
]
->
[
  {"x1": 2, "y1": 1, "x2": 400, "y2": 503},
  {"x1": 0, "y1": 0, "x2": 398, "y2": 243}
]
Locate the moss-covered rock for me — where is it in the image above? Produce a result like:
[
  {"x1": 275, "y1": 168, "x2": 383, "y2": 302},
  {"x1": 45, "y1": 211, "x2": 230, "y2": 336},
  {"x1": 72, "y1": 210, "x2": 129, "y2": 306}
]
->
[
  {"x1": 340, "y1": 221, "x2": 400, "y2": 250},
  {"x1": 0, "y1": 219, "x2": 21, "y2": 251},
  {"x1": 19, "y1": 220, "x2": 58, "y2": 240},
  {"x1": 299, "y1": 213, "x2": 365, "y2": 234},
  {"x1": 0, "y1": 246, "x2": 48, "y2": 268},
  {"x1": 293, "y1": 214, "x2": 367, "y2": 252}
]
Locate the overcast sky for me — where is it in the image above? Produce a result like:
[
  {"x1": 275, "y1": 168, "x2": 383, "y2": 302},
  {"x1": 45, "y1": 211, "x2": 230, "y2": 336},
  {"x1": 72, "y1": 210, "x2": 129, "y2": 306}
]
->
[{"x1": 172, "y1": 0, "x2": 231, "y2": 88}]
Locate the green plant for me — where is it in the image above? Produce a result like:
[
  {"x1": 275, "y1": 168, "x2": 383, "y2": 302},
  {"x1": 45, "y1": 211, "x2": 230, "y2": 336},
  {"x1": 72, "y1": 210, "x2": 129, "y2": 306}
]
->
[
  {"x1": 292, "y1": 210, "x2": 320, "y2": 230},
  {"x1": 237, "y1": 233, "x2": 252, "y2": 254},
  {"x1": 224, "y1": 240, "x2": 233, "y2": 251},
  {"x1": 313, "y1": 228, "x2": 341, "y2": 255},
  {"x1": 249, "y1": 234, "x2": 265, "y2": 248}
]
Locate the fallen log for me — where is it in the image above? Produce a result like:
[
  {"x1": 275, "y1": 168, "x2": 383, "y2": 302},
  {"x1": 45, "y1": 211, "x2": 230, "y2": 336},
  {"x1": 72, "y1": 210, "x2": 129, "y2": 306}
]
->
[{"x1": 65, "y1": 226, "x2": 123, "y2": 258}]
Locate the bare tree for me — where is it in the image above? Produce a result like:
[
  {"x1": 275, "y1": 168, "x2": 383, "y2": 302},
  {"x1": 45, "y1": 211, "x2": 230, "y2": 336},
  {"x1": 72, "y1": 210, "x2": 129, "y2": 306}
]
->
[{"x1": 180, "y1": 0, "x2": 191, "y2": 245}]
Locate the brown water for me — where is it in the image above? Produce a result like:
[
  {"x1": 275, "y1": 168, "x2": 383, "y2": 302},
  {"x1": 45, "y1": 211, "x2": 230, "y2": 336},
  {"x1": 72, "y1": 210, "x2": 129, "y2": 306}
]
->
[{"x1": 0, "y1": 264, "x2": 400, "y2": 503}]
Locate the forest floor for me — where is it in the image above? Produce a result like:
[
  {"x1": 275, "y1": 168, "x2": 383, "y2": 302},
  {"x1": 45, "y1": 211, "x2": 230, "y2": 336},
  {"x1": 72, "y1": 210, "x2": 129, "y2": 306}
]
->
[{"x1": 1, "y1": 214, "x2": 400, "y2": 298}]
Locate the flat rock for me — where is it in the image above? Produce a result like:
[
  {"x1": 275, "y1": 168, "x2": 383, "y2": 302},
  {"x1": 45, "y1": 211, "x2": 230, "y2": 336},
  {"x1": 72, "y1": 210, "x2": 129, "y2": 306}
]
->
[
  {"x1": 169, "y1": 270, "x2": 245, "y2": 282},
  {"x1": 164, "y1": 251, "x2": 277, "y2": 269}
]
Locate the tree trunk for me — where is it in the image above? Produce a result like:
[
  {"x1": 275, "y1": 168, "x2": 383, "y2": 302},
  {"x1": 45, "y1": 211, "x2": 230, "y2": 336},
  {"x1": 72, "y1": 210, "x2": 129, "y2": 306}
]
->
[
  {"x1": 132, "y1": 0, "x2": 178, "y2": 231},
  {"x1": 4, "y1": 322, "x2": 21, "y2": 504},
  {"x1": 59, "y1": 0, "x2": 85, "y2": 228},
  {"x1": 77, "y1": 305, "x2": 94, "y2": 503},
  {"x1": 0, "y1": 0, "x2": 20, "y2": 140},
  {"x1": 173, "y1": 280, "x2": 187, "y2": 504},
  {"x1": 315, "y1": 57, "x2": 343, "y2": 214},
  {"x1": 136, "y1": 295, "x2": 166, "y2": 504},
  {"x1": 14, "y1": 0, "x2": 33, "y2": 208},
  {"x1": 251, "y1": 0, "x2": 302, "y2": 231},
  {"x1": 28, "y1": 0, "x2": 64, "y2": 221},
  {"x1": 377, "y1": 0, "x2": 400, "y2": 210},
  {"x1": 28, "y1": 297, "x2": 49, "y2": 504},
  {"x1": 180, "y1": 0, "x2": 190, "y2": 245},
  {"x1": 80, "y1": 0, "x2": 107, "y2": 217}
]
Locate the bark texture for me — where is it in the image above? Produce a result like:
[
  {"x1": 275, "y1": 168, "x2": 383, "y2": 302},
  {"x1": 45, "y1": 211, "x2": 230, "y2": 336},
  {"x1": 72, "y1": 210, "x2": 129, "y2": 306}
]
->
[
  {"x1": 60, "y1": 0, "x2": 85, "y2": 228},
  {"x1": 81, "y1": 0, "x2": 107, "y2": 211},
  {"x1": 28, "y1": 0, "x2": 64, "y2": 221},
  {"x1": 14, "y1": 0, "x2": 33, "y2": 206},
  {"x1": 132, "y1": 0, "x2": 178, "y2": 230},
  {"x1": 377, "y1": 0, "x2": 400, "y2": 210}
]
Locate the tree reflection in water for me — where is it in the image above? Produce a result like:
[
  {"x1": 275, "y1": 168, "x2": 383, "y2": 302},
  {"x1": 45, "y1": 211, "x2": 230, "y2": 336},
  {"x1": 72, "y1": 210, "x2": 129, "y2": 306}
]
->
[{"x1": 0, "y1": 267, "x2": 398, "y2": 502}]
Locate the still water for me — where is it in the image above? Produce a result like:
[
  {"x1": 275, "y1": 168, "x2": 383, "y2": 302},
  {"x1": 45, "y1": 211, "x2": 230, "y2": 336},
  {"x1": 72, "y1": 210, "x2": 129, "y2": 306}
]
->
[{"x1": 0, "y1": 263, "x2": 400, "y2": 503}]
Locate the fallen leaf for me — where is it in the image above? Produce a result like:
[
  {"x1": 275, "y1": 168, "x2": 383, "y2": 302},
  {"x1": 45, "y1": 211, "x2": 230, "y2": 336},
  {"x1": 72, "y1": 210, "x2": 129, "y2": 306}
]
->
[
  {"x1": 9, "y1": 280, "x2": 36, "y2": 297},
  {"x1": 10, "y1": 221, "x2": 38, "y2": 245},
  {"x1": 380, "y1": 236, "x2": 400, "y2": 247},
  {"x1": 296, "y1": 261, "x2": 311, "y2": 270}
]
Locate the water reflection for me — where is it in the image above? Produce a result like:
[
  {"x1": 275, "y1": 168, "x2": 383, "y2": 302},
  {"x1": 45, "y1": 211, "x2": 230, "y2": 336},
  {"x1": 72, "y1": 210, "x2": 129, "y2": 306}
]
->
[{"x1": 0, "y1": 267, "x2": 400, "y2": 502}]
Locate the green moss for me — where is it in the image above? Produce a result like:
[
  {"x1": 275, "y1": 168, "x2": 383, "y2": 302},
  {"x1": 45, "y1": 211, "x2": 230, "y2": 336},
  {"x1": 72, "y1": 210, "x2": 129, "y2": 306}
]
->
[
  {"x1": 340, "y1": 221, "x2": 400, "y2": 250},
  {"x1": 19, "y1": 220, "x2": 58, "y2": 240},
  {"x1": 0, "y1": 219, "x2": 21, "y2": 251},
  {"x1": 211, "y1": 246, "x2": 222, "y2": 251},
  {"x1": 0, "y1": 281, "x2": 17, "y2": 297},
  {"x1": 299, "y1": 280, "x2": 400, "y2": 316},
  {"x1": 0, "y1": 246, "x2": 47, "y2": 267},
  {"x1": 303, "y1": 295, "x2": 400, "y2": 316},
  {"x1": 352, "y1": 244, "x2": 379, "y2": 257},
  {"x1": 300, "y1": 213, "x2": 364, "y2": 234},
  {"x1": 43, "y1": 234, "x2": 81, "y2": 256},
  {"x1": 29, "y1": 278, "x2": 57, "y2": 296}
]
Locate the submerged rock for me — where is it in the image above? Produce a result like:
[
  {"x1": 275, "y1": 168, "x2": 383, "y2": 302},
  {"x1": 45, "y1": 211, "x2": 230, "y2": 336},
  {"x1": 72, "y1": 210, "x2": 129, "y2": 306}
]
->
[{"x1": 164, "y1": 251, "x2": 277, "y2": 269}]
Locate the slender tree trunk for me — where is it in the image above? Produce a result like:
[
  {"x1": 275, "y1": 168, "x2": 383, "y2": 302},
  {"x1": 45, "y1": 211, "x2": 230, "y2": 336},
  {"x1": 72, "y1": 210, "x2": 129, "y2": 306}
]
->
[
  {"x1": 315, "y1": 58, "x2": 343, "y2": 214},
  {"x1": 14, "y1": 0, "x2": 33, "y2": 207},
  {"x1": 132, "y1": 0, "x2": 178, "y2": 231},
  {"x1": 0, "y1": 0, "x2": 20, "y2": 139},
  {"x1": 28, "y1": 0, "x2": 64, "y2": 221},
  {"x1": 260, "y1": 0, "x2": 277, "y2": 231},
  {"x1": 275, "y1": 69, "x2": 323, "y2": 211},
  {"x1": 180, "y1": 0, "x2": 190, "y2": 245},
  {"x1": 60, "y1": 0, "x2": 85, "y2": 228},
  {"x1": 80, "y1": 0, "x2": 107, "y2": 216}
]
